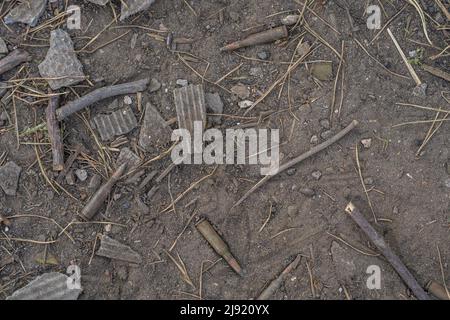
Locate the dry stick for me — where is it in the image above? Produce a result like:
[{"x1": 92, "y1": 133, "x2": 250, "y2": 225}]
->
[
  {"x1": 233, "y1": 120, "x2": 359, "y2": 207},
  {"x1": 330, "y1": 40, "x2": 344, "y2": 123},
  {"x1": 387, "y1": 28, "x2": 422, "y2": 86},
  {"x1": 345, "y1": 202, "x2": 429, "y2": 300},
  {"x1": 257, "y1": 255, "x2": 301, "y2": 300},
  {"x1": 0, "y1": 49, "x2": 31, "y2": 76},
  {"x1": 56, "y1": 144, "x2": 82, "y2": 184},
  {"x1": 434, "y1": 0, "x2": 450, "y2": 20},
  {"x1": 356, "y1": 144, "x2": 377, "y2": 223},
  {"x1": 56, "y1": 78, "x2": 149, "y2": 120},
  {"x1": 80, "y1": 163, "x2": 127, "y2": 221},
  {"x1": 45, "y1": 92, "x2": 64, "y2": 171},
  {"x1": 421, "y1": 64, "x2": 450, "y2": 82}
]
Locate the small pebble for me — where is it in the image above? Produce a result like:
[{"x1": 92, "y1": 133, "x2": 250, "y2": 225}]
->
[
  {"x1": 361, "y1": 138, "x2": 372, "y2": 149},
  {"x1": 312, "y1": 170, "x2": 322, "y2": 180},
  {"x1": 364, "y1": 177, "x2": 374, "y2": 185},
  {"x1": 299, "y1": 187, "x2": 315, "y2": 197},
  {"x1": 123, "y1": 95, "x2": 132, "y2": 105},
  {"x1": 257, "y1": 50, "x2": 270, "y2": 60},
  {"x1": 319, "y1": 119, "x2": 330, "y2": 129},
  {"x1": 176, "y1": 79, "x2": 188, "y2": 87},
  {"x1": 445, "y1": 178, "x2": 450, "y2": 189},
  {"x1": 320, "y1": 130, "x2": 332, "y2": 140},
  {"x1": 65, "y1": 170, "x2": 75, "y2": 185},
  {"x1": 149, "y1": 78, "x2": 161, "y2": 92},
  {"x1": 286, "y1": 168, "x2": 297, "y2": 176},
  {"x1": 310, "y1": 135, "x2": 319, "y2": 144},
  {"x1": 238, "y1": 100, "x2": 253, "y2": 109},
  {"x1": 287, "y1": 205, "x2": 297, "y2": 217},
  {"x1": 75, "y1": 169, "x2": 88, "y2": 182}
]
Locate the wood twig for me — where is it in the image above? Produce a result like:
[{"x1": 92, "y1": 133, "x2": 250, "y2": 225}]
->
[
  {"x1": 345, "y1": 202, "x2": 429, "y2": 300},
  {"x1": 45, "y1": 91, "x2": 64, "y2": 171},
  {"x1": 0, "y1": 49, "x2": 31, "y2": 76}
]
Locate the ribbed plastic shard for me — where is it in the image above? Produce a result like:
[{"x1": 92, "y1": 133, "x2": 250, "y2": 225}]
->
[
  {"x1": 173, "y1": 84, "x2": 206, "y2": 135},
  {"x1": 96, "y1": 235, "x2": 142, "y2": 264},
  {"x1": 7, "y1": 272, "x2": 82, "y2": 300},
  {"x1": 93, "y1": 106, "x2": 138, "y2": 141}
]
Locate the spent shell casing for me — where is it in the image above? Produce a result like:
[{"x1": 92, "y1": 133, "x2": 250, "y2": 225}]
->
[
  {"x1": 79, "y1": 163, "x2": 127, "y2": 221},
  {"x1": 220, "y1": 25, "x2": 288, "y2": 52},
  {"x1": 426, "y1": 280, "x2": 450, "y2": 300},
  {"x1": 196, "y1": 218, "x2": 243, "y2": 276}
]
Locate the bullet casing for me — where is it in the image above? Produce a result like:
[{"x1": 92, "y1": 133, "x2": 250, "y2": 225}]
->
[
  {"x1": 220, "y1": 26, "x2": 288, "y2": 52},
  {"x1": 196, "y1": 219, "x2": 243, "y2": 276}
]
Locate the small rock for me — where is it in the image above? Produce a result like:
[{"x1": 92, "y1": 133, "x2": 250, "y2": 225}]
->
[
  {"x1": 310, "y1": 135, "x2": 319, "y2": 144},
  {"x1": 138, "y1": 102, "x2": 172, "y2": 152},
  {"x1": 312, "y1": 170, "x2": 322, "y2": 180},
  {"x1": 74, "y1": 169, "x2": 88, "y2": 182},
  {"x1": 281, "y1": 14, "x2": 300, "y2": 26},
  {"x1": 120, "y1": 0, "x2": 156, "y2": 21},
  {"x1": 0, "y1": 38, "x2": 8, "y2": 55},
  {"x1": 116, "y1": 147, "x2": 141, "y2": 174},
  {"x1": 299, "y1": 188, "x2": 315, "y2": 197},
  {"x1": 361, "y1": 138, "x2": 372, "y2": 149},
  {"x1": 286, "y1": 168, "x2": 297, "y2": 176},
  {"x1": 320, "y1": 130, "x2": 332, "y2": 140},
  {"x1": 238, "y1": 100, "x2": 253, "y2": 109},
  {"x1": 311, "y1": 62, "x2": 333, "y2": 81},
  {"x1": 364, "y1": 177, "x2": 374, "y2": 185},
  {"x1": 0, "y1": 161, "x2": 22, "y2": 196},
  {"x1": 412, "y1": 83, "x2": 427, "y2": 97},
  {"x1": 4, "y1": 0, "x2": 47, "y2": 27},
  {"x1": 444, "y1": 178, "x2": 450, "y2": 189},
  {"x1": 393, "y1": 206, "x2": 399, "y2": 215},
  {"x1": 319, "y1": 119, "x2": 330, "y2": 129},
  {"x1": 287, "y1": 205, "x2": 297, "y2": 218},
  {"x1": 231, "y1": 84, "x2": 250, "y2": 99},
  {"x1": 176, "y1": 79, "x2": 188, "y2": 87},
  {"x1": 149, "y1": 78, "x2": 161, "y2": 92},
  {"x1": 249, "y1": 67, "x2": 263, "y2": 77},
  {"x1": 97, "y1": 235, "x2": 142, "y2": 264},
  {"x1": 123, "y1": 95, "x2": 132, "y2": 105},
  {"x1": 38, "y1": 29, "x2": 85, "y2": 90},
  {"x1": 257, "y1": 50, "x2": 270, "y2": 60},
  {"x1": 205, "y1": 93, "x2": 224, "y2": 125},
  {"x1": 65, "y1": 170, "x2": 75, "y2": 185}
]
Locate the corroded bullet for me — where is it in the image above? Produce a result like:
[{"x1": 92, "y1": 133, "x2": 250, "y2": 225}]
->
[
  {"x1": 220, "y1": 26, "x2": 288, "y2": 52},
  {"x1": 426, "y1": 280, "x2": 450, "y2": 300},
  {"x1": 196, "y1": 218, "x2": 243, "y2": 276},
  {"x1": 79, "y1": 163, "x2": 127, "y2": 221}
]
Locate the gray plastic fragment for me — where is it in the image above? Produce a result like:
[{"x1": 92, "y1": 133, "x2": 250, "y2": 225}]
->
[
  {"x1": 93, "y1": 106, "x2": 138, "y2": 141},
  {"x1": 7, "y1": 272, "x2": 82, "y2": 300},
  {"x1": 97, "y1": 235, "x2": 142, "y2": 264}
]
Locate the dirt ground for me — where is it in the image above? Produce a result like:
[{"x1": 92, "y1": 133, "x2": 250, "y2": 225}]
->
[{"x1": 0, "y1": 0, "x2": 449, "y2": 300}]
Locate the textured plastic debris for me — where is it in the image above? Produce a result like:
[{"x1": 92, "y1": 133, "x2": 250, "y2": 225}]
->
[
  {"x1": 7, "y1": 272, "x2": 82, "y2": 300},
  {"x1": 96, "y1": 235, "x2": 142, "y2": 264},
  {"x1": 173, "y1": 84, "x2": 206, "y2": 135},
  {"x1": 120, "y1": 0, "x2": 156, "y2": 21},
  {"x1": 38, "y1": 29, "x2": 85, "y2": 90},
  {"x1": 93, "y1": 106, "x2": 138, "y2": 141},
  {"x1": 0, "y1": 161, "x2": 22, "y2": 196},
  {"x1": 138, "y1": 102, "x2": 171, "y2": 152},
  {"x1": 116, "y1": 147, "x2": 141, "y2": 174},
  {"x1": 4, "y1": 0, "x2": 47, "y2": 27}
]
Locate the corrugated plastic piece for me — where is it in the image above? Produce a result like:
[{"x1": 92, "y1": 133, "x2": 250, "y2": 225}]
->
[
  {"x1": 93, "y1": 106, "x2": 137, "y2": 141},
  {"x1": 173, "y1": 84, "x2": 206, "y2": 134}
]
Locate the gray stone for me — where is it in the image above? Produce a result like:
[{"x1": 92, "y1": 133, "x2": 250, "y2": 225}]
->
[
  {"x1": 120, "y1": 0, "x2": 156, "y2": 21},
  {"x1": 257, "y1": 50, "x2": 270, "y2": 60},
  {"x1": 74, "y1": 169, "x2": 88, "y2": 182},
  {"x1": 0, "y1": 38, "x2": 8, "y2": 55},
  {"x1": 123, "y1": 95, "x2": 132, "y2": 105},
  {"x1": 176, "y1": 79, "x2": 188, "y2": 87},
  {"x1": 319, "y1": 119, "x2": 330, "y2": 129},
  {"x1": 116, "y1": 147, "x2": 141, "y2": 174},
  {"x1": 97, "y1": 235, "x2": 142, "y2": 264},
  {"x1": 299, "y1": 187, "x2": 315, "y2": 197},
  {"x1": 311, "y1": 170, "x2": 322, "y2": 180},
  {"x1": 205, "y1": 93, "x2": 223, "y2": 125},
  {"x1": 286, "y1": 168, "x2": 297, "y2": 176},
  {"x1": 38, "y1": 29, "x2": 85, "y2": 90},
  {"x1": 65, "y1": 170, "x2": 75, "y2": 185},
  {"x1": 7, "y1": 272, "x2": 82, "y2": 300},
  {"x1": 320, "y1": 130, "x2": 332, "y2": 140},
  {"x1": 310, "y1": 135, "x2": 319, "y2": 144},
  {"x1": 444, "y1": 178, "x2": 450, "y2": 189},
  {"x1": 238, "y1": 100, "x2": 253, "y2": 109},
  {"x1": 231, "y1": 84, "x2": 250, "y2": 99},
  {"x1": 4, "y1": 0, "x2": 47, "y2": 27},
  {"x1": 412, "y1": 83, "x2": 427, "y2": 97},
  {"x1": 139, "y1": 102, "x2": 172, "y2": 152},
  {"x1": 0, "y1": 161, "x2": 21, "y2": 196},
  {"x1": 149, "y1": 78, "x2": 161, "y2": 92},
  {"x1": 364, "y1": 177, "x2": 374, "y2": 185}
]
